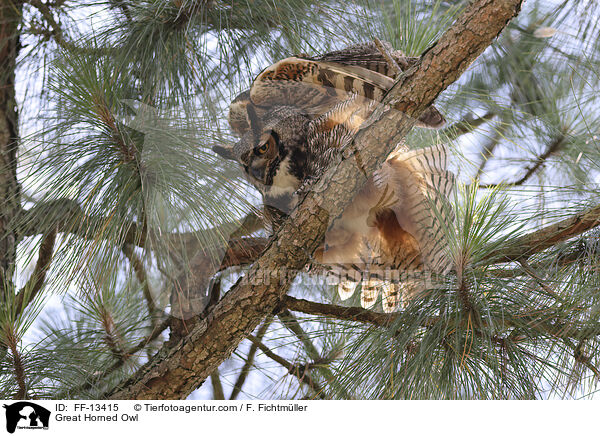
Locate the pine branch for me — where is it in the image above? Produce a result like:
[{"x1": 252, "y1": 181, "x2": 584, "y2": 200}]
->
[
  {"x1": 122, "y1": 244, "x2": 157, "y2": 318},
  {"x1": 283, "y1": 296, "x2": 433, "y2": 328},
  {"x1": 442, "y1": 111, "x2": 496, "y2": 140},
  {"x1": 6, "y1": 331, "x2": 27, "y2": 400},
  {"x1": 27, "y1": 0, "x2": 69, "y2": 49},
  {"x1": 246, "y1": 334, "x2": 327, "y2": 399},
  {"x1": 373, "y1": 37, "x2": 402, "y2": 76},
  {"x1": 277, "y1": 309, "x2": 348, "y2": 398},
  {"x1": 282, "y1": 296, "x2": 600, "y2": 345},
  {"x1": 229, "y1": 317, "x2": 273, "y2": 400},
  {"x1": 475, "y1": 118, "x2": 510, "y2": 178},
  {"x1": 18, "y1": 199, "x2": 146, "y2": 247},
  {"x1": 480, "y1": 134, "x2": 566, "y2": 188},
  {"x1": 209, "y1": 369, "x2": 225, "y2": 400},
  {"x1": 567, "y1": 339, "x2": 600, "y2": 380},
  {"x1": 107, "y1": 0, "x2": 525, "y2": 400},
  {"x1": 64, "y1": 316, "x2": 169, "y2": 398},
  {"x1": 14, "y1": 227, "x2": 56, "y2": 315},
  {"x1": 488, "y1": 204, "x2": 600, "y2": 263},
  {"x1": 18, "y1": 200, "x2": 265, "y2": 257}
]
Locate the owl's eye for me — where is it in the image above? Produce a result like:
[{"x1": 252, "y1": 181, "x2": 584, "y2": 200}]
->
[
  {"x1": 254, "y1": 142, "x2": 269, "y2": 155},
  {"x1": 254, "y1": 131, "x2": 279, "y2": 156}
]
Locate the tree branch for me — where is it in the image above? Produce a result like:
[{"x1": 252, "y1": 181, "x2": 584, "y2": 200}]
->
[
  {"x1": 229, "y1": 317, "x2": 273, "y2": 400},
  {"x1": 487, "y1": 204, "x2": 600, "y2": 263},
  {"x1": 475, "y1": 117, "x2": 510, "y2": 178},
  {"x1": 246, "y1": 334, "x2": 327, "y2": 399},
  {"x1": 18, "y1": 199, "x2": 146, "y2": 247},
  {"x1": 65, "y1": 316, "x2": 170, "y2": 398},
  {"x1": 122, "y1": 244, "x2": 157, "y2": 319},
  {"x1": 107, "y1": 0, "x2": 525, "y2": 400},
  {"x1": 480, "y1": 134, "x2": 565, "y2": 188},
  {"x1": 277, "y1": 309, "x2": 348, "y2": 398},
  {"x1": 27, "y1": 0, "x2": 69, "y2": 49},
  {"x1": 441, "y1": 111, "x2": 496, "y2": 140},
  {"x1": 14, "y1": 227, "x2": 56, "y2": 315},
  {"x1": 209, "y1": 369, "x2": 225, "y2": 400}
]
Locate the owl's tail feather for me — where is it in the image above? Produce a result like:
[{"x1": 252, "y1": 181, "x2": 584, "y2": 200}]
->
[
  {"x1": 381, "y1": 282, "x2": 401, "y2": 313},
  {"x1": 360, "y1": 280, "x2": 380, "y2": 309},
  {"x1": 338, "y1": 280, "x2": 357, "y2": 301}
]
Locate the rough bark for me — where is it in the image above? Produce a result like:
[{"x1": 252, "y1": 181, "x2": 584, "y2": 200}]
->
[
  {"x1": 107, "y1": 0, "x2": 524, "y2": 400},
  {"x1": 0, "y1": 1, "x2": 23, "y2": 301}
]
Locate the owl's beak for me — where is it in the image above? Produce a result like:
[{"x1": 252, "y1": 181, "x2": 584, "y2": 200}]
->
[{"x1": 212, "y1": 144, "x2": 236, "y2": 161}]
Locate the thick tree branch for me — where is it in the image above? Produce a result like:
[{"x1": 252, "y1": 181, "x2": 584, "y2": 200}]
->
[
  {"x1": 487, "y1": 204, "x2": 600, "y2": 263},
  {"x1": 107, "y1": 0, "x2": 524, "y2": 400}
]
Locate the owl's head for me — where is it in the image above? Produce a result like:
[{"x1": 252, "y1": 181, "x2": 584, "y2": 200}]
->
[{"x1": 213, "y1": 103, "x2": 311, "y2": 200}]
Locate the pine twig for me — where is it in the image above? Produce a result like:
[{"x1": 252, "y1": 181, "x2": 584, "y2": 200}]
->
[
  {"x1": 210, "y1": 369, "x2": 225, "y2": 400},
  {"x1": 27, "y1": 0, "x2": 69, "y2": 49},
  {"x1": 518, "y1": 259, "x2": 561, "y2": 299},
  {"x1": 122, "y1": 244, "x2": 158, "y2": 319},
  {"x1": 480, "y1": 135, "x2": 565, "y2": 188},
  {"x1": 441, "y1": 111, "x2": 496, "y2": 140},
  {"x1": 565, "y1": 338, "x2": 600, "y2": 380},
  {"x1": 373, "y1": 37, "x2": 402, "y2": 76},
  {"x1": 246, "y1": 335, "x2": 326, "y2": 399},
  {"x1": 278, "y1": 309, "x2": 350, "y2": 399},
  {"x1": 229, "y1": 317, "x2": 273, "y2": 400},
  {"x1": 475, "y1": 118, "x2": 510, "y2": 178},
  {"x1": 14, "y1": 228, "x2": 57, "y2": 316},
  {"x1": 67, "y1": 316, "x2": 169, "y2": 398}
]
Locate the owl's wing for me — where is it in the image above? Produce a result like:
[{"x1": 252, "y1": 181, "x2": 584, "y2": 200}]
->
[
  {"x1": 228, "y1": 41, "x2": 444, "y2": 136},
  {"x1": 307, "y1": 41, "x2": 445, "y2": 129},
  {"x1": 228, "y1": 57, "x2": 388, "y2": 136},
  {"x1": 250, "y1": 56, "x2": 393, "y2": 113},
  {"x1": 374, "y1": 142, "x2": 455, "y2": 273},
  {"x1": 329, "y1": 143, "x2": 454, "y2": 312},
  {"x1": 306, "y1": 41, "x2": 418, "y2": 80}
]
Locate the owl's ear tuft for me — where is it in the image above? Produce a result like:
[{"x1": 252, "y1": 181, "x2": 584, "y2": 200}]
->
[
  {"x1": 246, "y1": 103, "x2": 263, "y2": 135},
  {"x1": 212, "y1": 144, "x2": 236, "y2": 161}
]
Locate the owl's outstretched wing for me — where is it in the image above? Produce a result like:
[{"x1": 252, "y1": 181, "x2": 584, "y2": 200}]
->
[
  {"x1": 228, "y1": 41, "x2": 444, "y2": 136},
  {"x1": 374, "y1": 142, "x2": 455, "y2": 273},
  {"x1": 331, "y1": 143, "x2": 455, "y2": 313}
]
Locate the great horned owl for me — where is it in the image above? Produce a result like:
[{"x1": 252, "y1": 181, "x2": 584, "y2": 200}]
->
[{"x1": 213, "y1": 41, "x2": 454, "y2": 312}]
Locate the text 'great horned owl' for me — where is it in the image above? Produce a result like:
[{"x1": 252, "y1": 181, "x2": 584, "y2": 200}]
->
[{"x1": 213, "y1": 41, "x2": 455, "y2": 312}]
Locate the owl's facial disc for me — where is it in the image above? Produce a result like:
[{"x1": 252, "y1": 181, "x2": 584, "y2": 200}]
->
[{"x1": 245, "y1": 130, "x2": 280, "y2": 186}]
